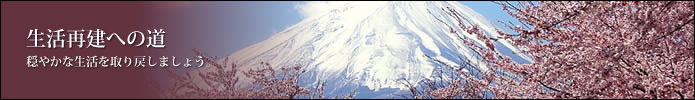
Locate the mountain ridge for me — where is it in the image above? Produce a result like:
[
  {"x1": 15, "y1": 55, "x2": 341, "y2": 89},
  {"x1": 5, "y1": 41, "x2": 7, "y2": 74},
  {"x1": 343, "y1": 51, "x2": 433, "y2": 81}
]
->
[{"x1": 195, "y1": 1, "x2": 531, "y2": 98}]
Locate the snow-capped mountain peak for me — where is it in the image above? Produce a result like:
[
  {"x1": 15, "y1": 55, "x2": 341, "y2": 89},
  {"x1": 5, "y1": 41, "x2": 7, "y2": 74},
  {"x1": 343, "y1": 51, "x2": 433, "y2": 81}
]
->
[{"x1": 200, "y1": 1, "x2": 530, "y2": 97}]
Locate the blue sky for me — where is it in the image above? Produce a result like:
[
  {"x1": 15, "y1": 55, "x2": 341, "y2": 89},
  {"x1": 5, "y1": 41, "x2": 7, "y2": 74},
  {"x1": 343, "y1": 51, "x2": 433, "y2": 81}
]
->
[
  {"x1": 203, "y1": 1, "x2": 520, "y2": 57},
  {"x1": 194, "y1": 1, "x2": 303, "y2": 57}
]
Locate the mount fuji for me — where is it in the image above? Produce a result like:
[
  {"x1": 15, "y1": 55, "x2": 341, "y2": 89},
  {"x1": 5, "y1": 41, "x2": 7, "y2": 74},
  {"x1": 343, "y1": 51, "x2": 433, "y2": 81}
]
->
[{"x1": 196, "y1": 1, "x2": 532, "y2": 98}]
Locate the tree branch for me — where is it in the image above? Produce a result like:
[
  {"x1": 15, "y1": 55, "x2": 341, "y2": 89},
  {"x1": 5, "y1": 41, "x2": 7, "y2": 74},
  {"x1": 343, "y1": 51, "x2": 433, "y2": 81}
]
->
[
  {"x1": 538, "y1": 81, "x2": 571, "y2": 96},
  {"x1": 633, "y1": 84, "x2": 646, "y2": 93},
  {"x1": 656, "y1": 16, "x2": 694, "y2": 40},
  {"x1": 541, "y1": 5, "x2": 588, "y2": 30},
  {"x1": 619, "y1": 58, "x2": 648, "y2": 76}
]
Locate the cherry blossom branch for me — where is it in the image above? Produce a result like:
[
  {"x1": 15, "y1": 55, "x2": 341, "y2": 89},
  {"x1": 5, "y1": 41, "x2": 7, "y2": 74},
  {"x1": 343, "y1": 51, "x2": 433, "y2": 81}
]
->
[
  {"x1": 538, "y1": 80, "x2": 571, "y2": 96},
  {"x1": 657, "y1": 16, "x2": 694, "y2": 40},
  {"x1": 151, "y1": 48, "x2": 355, "y2": 99},
  {"x1": 418, "y1": 1, "x2": 694, "y2": 99}
]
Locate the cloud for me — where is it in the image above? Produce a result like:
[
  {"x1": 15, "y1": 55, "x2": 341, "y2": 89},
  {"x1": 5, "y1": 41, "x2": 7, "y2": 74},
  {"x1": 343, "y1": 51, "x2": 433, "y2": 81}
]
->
[{"x1": 294, "y1": 1, "x2": 351, "y2": 18}]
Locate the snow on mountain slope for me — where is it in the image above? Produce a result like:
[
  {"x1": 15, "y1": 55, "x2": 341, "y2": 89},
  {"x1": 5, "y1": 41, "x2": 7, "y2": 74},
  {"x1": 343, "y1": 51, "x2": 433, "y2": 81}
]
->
[{"x1": 194, "y1": 1, "x2": 532, "y2": 97}]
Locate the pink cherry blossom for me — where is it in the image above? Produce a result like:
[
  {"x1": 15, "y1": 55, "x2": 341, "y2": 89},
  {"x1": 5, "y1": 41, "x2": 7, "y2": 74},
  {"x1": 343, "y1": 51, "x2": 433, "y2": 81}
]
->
[{"x1": 416, "y1": 1, "x2": 693, "y2": 99}]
